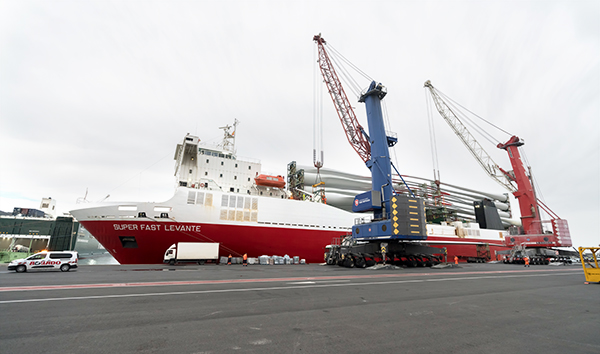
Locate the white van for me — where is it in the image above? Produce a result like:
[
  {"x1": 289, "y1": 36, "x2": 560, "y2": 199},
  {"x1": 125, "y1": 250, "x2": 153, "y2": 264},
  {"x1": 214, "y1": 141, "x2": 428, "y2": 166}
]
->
[{"x1": 8, "y1": 251, "x2": 78, "y2": 273}]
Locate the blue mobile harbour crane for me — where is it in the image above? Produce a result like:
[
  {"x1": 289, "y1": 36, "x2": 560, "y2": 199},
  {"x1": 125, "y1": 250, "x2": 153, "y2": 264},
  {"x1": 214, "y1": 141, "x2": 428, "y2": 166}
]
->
[
  {"x1": 328, "y1": 82, "x2": 444, "y2": 268},
  {"x1": 314, "y1": 35, "x2": 444, "y2": 268}
]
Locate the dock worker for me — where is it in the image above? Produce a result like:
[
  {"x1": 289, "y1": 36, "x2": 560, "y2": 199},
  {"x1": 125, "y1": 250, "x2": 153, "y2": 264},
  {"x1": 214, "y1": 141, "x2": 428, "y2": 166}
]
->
[
  {"x1": 454, "y1": 256, "x2": 458, "y2": 265},
  {"x1": 524, "y1": 256, "x2": 530, "y2": 267},
  {"x1": 227, "y1": 254, "x2": 232, "y2": 265},
  {"x1": 243, "y1": 253, "x2": 248, "y2": 267}
]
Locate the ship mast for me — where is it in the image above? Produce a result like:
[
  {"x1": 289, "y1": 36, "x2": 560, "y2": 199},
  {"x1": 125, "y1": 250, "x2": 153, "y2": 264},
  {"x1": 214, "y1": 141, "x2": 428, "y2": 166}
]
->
[{"x1": 218, "y1": 119, "x2": 238, "y2": 155}]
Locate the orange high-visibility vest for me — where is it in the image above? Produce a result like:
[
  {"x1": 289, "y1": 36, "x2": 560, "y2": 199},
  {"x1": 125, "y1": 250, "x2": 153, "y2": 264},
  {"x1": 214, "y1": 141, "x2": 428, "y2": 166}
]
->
[{"x1": 243, "y1": 254, "x2": 247, "y2": 261}]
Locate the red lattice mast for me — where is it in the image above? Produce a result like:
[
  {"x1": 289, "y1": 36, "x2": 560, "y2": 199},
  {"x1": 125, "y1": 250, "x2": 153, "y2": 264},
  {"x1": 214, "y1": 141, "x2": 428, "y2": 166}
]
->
[{"x1": 313, "y1": 34, "x2": 370, "y2": 163}]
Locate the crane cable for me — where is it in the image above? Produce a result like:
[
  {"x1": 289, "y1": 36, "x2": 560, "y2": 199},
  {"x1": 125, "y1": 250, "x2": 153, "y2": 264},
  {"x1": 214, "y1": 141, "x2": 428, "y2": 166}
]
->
[
  {"x1": 425, "y1": 89, "x2": 441, "y2": 182},
  {"x1": 329, "y1": 54, "x2": 361, "y2": 98},
  {"x1": 427, "y1": 83, "x2": 551, "y2": 218},
  {"x1": 436, "y1": 90, "x2": 500, "y2": 146},
  {"x1": 328, "y1": 43, "x2": 372, "y2": 81},
  {"x1": 435, "y1": 88, "x2": 513, "y2": 143},
  {"x1": 313, "y1": 44, "x2": 324, "y2": 169},
  {"x1": 521, "y1": 147, "x2": 547, "y2": 211},
  {"x1": 327, "y1": 43, "x2": 372, "y2": 98},
  {"x1": 382, "y1": 99, "x2": 402, "y2": 189},
  {"x1": 323, "y1": 40, "x2": 414, "y2": 195}
]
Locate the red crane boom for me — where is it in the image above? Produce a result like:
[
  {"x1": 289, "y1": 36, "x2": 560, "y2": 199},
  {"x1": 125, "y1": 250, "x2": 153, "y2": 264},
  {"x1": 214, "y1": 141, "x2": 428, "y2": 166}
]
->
[
  {"x1": 496, "y1": 136, "x2": 542, "y2": 234},
  {"x1": 313, "y1": 34, "x2": 370, "y2": 163}
]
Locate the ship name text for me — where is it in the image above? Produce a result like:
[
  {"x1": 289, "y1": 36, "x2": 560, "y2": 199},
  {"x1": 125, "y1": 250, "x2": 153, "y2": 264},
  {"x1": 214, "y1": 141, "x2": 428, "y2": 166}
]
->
[{"x1": 113, "y1": 223, "x2": 201, "y2": 232}]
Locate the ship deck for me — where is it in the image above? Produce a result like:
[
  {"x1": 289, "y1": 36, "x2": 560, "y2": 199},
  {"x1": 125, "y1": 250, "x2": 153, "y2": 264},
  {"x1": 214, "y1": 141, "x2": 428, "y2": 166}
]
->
[{"x1": 1, "y1": 262, "x2": 597, "y2": 353}]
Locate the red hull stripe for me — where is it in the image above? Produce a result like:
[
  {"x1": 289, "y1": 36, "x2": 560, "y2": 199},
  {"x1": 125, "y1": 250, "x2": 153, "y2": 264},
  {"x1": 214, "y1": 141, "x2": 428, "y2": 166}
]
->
[
  {"x1": 0, "y1": 268, "x2": 579, "y2": 292},
  {"x1": 79, "y1": 220, "x2": 513, "y2": 265}
]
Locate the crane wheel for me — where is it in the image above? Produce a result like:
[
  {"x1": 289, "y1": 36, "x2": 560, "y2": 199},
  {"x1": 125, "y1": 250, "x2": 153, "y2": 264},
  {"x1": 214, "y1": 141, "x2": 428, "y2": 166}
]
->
[
  {"x1": 354, "y1": 256, "x2": 366, "y2": 268},
  {"x1": 404, "y1": 257, "x2": 417, "y2": 268}
]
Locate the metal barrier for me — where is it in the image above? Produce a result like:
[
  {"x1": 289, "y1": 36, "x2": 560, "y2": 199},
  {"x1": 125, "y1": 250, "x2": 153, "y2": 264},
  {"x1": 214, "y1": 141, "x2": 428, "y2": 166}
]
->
[{"x1": 578, "y1": 247, "x2": 600, "y2": 284}]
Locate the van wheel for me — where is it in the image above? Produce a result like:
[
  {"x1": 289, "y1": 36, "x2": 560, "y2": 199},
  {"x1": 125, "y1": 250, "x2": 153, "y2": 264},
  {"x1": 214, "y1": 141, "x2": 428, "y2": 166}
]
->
[
  {"x1": 16, "y1": 265, "x2": 26, "y2": 273},
  {"x1": 60, "y1": 264, "x2": 70, "y2": 272},
  {"x1": 169, "y1": 260, "x2": 175, "y2": 266}
]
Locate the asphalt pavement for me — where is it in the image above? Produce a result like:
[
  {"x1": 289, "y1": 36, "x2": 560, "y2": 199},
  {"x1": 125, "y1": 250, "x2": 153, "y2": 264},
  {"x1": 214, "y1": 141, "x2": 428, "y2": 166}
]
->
[{"x1": 0, "y1": 262, "x2": 598, "y2": 354}]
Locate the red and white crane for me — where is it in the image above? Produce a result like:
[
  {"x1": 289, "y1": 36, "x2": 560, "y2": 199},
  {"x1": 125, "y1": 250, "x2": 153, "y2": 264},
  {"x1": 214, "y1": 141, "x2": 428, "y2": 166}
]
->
[{"x1": 424, "y1": 80, "x2": 571, "y2": 248}]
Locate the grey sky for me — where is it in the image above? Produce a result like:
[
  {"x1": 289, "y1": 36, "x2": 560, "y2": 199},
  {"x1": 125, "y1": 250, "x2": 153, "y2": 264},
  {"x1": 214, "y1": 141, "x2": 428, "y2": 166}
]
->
[{"x1": 1, "y1": 0, "x2": 598, "y2": 247}]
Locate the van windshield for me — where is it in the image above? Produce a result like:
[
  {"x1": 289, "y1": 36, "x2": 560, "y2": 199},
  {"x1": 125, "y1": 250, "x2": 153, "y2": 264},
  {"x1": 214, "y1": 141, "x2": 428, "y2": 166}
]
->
[{"x1": 27, "y1": 253, "x2": 47, "y2": 260}]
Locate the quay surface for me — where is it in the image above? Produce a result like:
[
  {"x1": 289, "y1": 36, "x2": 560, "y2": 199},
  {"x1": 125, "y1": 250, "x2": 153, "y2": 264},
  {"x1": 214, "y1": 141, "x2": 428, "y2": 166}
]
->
[{"x1": 0, "y1": 262, "x2": 598, "y2": 354}]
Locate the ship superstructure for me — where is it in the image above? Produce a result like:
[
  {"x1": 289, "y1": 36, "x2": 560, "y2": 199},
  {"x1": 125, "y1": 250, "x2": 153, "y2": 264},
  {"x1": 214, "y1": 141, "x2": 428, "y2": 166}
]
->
[
  {"x1": 70, "y1": 125, "x2": 356, "y2": 264},
  {"x1": 174, "y1": 121, "x2": 286, "y2": 199}
]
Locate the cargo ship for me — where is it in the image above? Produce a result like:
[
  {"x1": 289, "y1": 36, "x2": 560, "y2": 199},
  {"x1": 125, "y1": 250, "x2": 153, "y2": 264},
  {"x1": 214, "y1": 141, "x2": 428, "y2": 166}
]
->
[{"x1": 70, "y1": 122, "x2": 517, "y2": 264}]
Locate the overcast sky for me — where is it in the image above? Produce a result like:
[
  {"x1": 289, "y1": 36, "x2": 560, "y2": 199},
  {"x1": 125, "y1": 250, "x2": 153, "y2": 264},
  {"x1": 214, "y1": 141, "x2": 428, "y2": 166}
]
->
[{"x1": 1, "y1": 0, "x2": 598, "y2": 248}]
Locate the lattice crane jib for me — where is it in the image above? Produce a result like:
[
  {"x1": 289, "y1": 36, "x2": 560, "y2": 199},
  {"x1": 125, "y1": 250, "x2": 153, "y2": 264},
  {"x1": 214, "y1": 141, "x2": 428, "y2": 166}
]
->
[
  {"x1": 313, "y1": 34, "x2": 371, "y2": 163},
  {"x1": 423, "y1": 80, "x2": 561, "y2": 236},
  {"x1": 423, "y1": 80, "x2": 516, "y2": 193}
]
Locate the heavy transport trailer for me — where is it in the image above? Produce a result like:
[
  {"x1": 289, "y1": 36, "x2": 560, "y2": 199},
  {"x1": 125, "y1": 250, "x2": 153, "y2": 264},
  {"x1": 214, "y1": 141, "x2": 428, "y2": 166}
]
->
[
  {"x1": 497, "y1": 244, "x2": 577, "y2": 265},
  {"x1": 502, "y1": 255, "x2": 575, "y2": 265},
  {"x1": 465, "y1": 257, "x2": 491, "y2": 263},
  {"x1": 325, "y1": 236, "x2": 445, "y2": 268}
]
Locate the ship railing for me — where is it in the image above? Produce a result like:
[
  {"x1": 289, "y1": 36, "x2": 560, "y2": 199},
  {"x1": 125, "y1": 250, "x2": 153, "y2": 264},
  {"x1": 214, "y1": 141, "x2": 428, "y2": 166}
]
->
[
  {"x1": 329, "y1": 236, "x2": 342, "y2": 247},
  {"x1": 231, "y1": 154, "x2": 261, "y2": 164}
]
